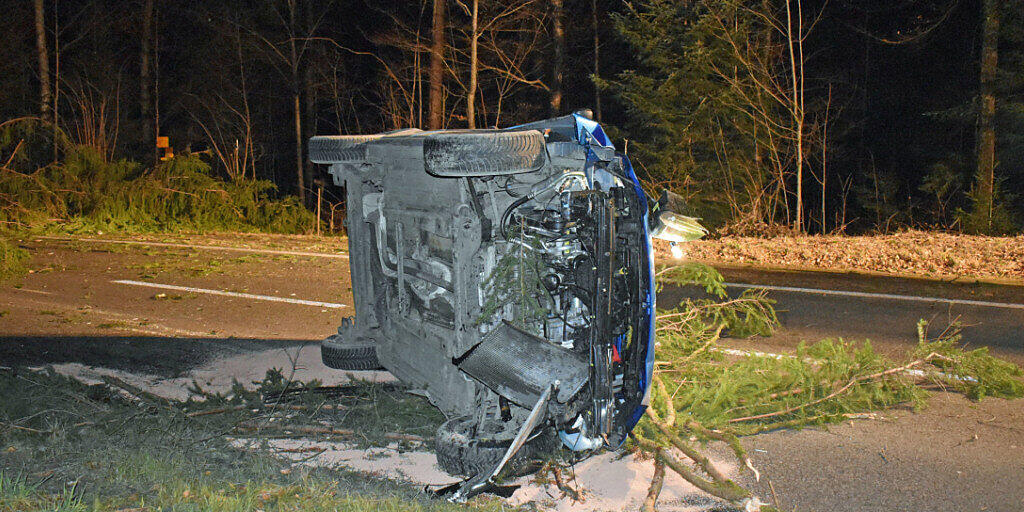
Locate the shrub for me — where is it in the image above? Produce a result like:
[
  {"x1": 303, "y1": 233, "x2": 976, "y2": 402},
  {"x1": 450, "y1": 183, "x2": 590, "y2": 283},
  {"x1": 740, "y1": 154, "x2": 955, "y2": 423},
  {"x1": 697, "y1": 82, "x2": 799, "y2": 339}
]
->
[{"x1": 0, "y1": 145, "x2": 315, "y2": 234}]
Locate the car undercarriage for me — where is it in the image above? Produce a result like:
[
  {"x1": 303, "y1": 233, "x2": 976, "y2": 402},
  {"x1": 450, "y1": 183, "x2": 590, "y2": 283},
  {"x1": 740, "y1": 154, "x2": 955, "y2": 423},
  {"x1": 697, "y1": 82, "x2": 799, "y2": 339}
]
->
[{"x1": 309, "y1": 112, "x2": 704, "y2": 499}]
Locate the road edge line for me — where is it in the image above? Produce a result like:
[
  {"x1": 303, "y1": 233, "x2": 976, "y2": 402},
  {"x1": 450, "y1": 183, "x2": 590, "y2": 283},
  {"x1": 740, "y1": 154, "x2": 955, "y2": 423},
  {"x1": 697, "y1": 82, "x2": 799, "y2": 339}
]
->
[{"x1": 724, "y1": 282, "x2": 1024, "y2": 310}]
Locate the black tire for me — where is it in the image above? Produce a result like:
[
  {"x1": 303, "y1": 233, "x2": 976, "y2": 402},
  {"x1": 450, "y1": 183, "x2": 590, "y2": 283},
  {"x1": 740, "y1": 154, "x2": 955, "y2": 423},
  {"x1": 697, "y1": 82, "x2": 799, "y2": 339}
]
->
[
  {"x1": 309, "y1": 135, "x2": 379, "y2": 164},
  {"x1": 423, "y1": 130, "x2": 546, "y2": 177},
  {"x1": 309, "y1": 129, "x2": 422, "y2": 164},
  {"x1": 321, "y1": 335, "x2": 384, "y2": 371},
  {"x1": 434, "y1": 416, "x2": 555, "y2": 477}
]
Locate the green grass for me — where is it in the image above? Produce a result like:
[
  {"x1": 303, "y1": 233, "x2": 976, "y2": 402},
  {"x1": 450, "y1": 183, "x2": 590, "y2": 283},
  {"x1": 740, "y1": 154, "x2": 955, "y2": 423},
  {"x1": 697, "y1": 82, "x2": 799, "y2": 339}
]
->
[
  {"x1": 0, "y1": 238, "x2": 28, "y2": 283},
  {"x1": 0, "y1": 368, "x2": 489, "y2": 512},
  {"x1": 95, "y1": 321, "x2": 128, "y2": 329},
  {"x1": 192, "y1": 369, "x2": 446, "y2": 449}
]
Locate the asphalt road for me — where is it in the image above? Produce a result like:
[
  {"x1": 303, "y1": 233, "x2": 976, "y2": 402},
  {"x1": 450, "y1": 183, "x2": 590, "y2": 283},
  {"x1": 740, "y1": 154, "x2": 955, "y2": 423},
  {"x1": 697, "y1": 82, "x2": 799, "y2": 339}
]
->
[
  {"x1": 656, "y1": 266, "x2": 1024, "y2": 512},
  {"x1": 2, "y1": 236, "x2": 1022, "y2": 511},
  {"x1": 660, "y1": 265, "x2": 1024, "y2": 366}
]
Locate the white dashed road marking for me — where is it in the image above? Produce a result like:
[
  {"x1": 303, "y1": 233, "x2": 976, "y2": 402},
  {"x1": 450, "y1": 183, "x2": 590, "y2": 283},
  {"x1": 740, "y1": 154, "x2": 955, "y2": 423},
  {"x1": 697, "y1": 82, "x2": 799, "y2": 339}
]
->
[
  {"x1": 724, "y1": 282, "x2": 1024, "y2": 311},
  {"x1": 112, "y1": 280, "x2": 346, "y2": 309}
]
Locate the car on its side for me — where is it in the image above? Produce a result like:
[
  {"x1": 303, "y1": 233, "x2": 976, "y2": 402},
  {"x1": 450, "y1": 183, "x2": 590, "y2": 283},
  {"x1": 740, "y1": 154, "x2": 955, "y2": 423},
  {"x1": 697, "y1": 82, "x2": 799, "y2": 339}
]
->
[{"x1": 309, "y1": 111, "x2": 705, "y2": 499}]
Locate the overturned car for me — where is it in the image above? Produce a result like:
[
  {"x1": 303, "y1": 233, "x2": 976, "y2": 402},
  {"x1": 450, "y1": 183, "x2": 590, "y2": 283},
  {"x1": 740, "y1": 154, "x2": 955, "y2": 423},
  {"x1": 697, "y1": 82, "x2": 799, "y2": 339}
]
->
[{"x1": 309, "y1": 112, "x2": 705, "y2": 498}]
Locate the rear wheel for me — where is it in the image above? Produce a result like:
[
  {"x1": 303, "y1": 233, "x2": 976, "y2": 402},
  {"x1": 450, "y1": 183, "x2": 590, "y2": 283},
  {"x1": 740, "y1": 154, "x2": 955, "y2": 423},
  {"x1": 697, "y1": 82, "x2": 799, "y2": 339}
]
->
[
  {"x1": 309, "y1": 129, "x2": 422, "y2": 163},
  {"x1": 308, "y1": 135, "x2": 379, "y2": 163},
  {"x1": 321, "y1": 334, "x2": 384, "y2": 371}
]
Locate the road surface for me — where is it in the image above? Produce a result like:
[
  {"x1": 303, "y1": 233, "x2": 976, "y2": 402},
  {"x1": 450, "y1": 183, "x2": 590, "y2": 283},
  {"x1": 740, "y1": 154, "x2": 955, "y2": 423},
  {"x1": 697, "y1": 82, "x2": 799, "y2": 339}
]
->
[
  {"x1": 660, "y1": 264, "x2": 1024, "y2": 366},
  {"x1": 1, "y1": 235, "x2": 1022, "y2": 511}
]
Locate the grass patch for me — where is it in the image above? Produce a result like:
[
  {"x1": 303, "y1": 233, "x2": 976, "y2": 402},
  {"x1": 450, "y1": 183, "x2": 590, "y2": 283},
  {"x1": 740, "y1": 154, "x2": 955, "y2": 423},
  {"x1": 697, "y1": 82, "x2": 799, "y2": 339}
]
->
[
  {"x1": 191, "y1": 369, "x2": 446, "y2": 448},
  {"x1": 0, "y1": 238, "x2": 28, "y2": 283},
  {"x1": 96, "y1": 321, "x2": 128, "y2": 330},
  {"x1": 0, "y1": 368, "x2": 489, "y2": 512}
]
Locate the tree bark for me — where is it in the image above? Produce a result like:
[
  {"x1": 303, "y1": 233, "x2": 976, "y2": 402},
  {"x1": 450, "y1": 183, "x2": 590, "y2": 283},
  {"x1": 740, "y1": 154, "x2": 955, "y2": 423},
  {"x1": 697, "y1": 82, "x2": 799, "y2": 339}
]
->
[
  {"x1": 34, "y1": 0, "x2": 52, "y2": 123},
  {"x1": 429, "y1": 0, "x2": 446, "y2": 129},
  {"x1": 550, "y1": 0, "x2": 564, "y2": 115},
  {"x1": 642, "y1": 454, "x2": 666, "y2": 512},
  {"x1": 303, "y1": 0, "x2": 316, "y2": 195},
  {"x1": 288, "y1": 0, "x2": 305, "y2": 203},
  {"x1": 140, "y1": 0, "x2": 156, "y2": 156},
  {"x1": 293, "y1": 93, "x2": 305, "y2": 202},
  {"x1": 785, "y1": 0, "x2": 805, "y2": 232},
  {"x1": 591, "y1": 0, "x2": 601, "y2": 121},
  {"x1": 467, "y1": 0, "x2": 478, "y2": 129},
  {"x1": 976, "y1": 0, "x2": 999, "y2": 229}
]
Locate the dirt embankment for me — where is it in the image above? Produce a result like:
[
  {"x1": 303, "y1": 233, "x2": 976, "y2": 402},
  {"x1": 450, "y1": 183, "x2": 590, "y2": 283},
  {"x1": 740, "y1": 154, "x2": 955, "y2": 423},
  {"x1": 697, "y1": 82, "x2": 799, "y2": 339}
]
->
[{"x1": 665, "y1": 231, "x2": 1024, "y2": 284}]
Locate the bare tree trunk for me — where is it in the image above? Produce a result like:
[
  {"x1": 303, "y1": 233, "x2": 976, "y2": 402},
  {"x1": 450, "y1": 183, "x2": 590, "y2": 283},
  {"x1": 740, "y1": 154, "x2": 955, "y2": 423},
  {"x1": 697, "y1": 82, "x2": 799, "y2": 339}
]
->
[
  {"x1": 429, "y1": 0, "x2": 446, "y2": 129},
  {"x1": 153, "y1": 4, "x2": 161, "y2": 161},
  {"x1": 236, "y1": 25, "x2": 254, "y2": 180},
  {"x1": 591, "y1": 0, "x2": 601, "y2": 121},
  {"x1": 303, "y1": 0, "x2": 317, "y2": 197},
  {"x1": 976, "y1": 0, "x2": 999, "y2": 229},
  {"x1": 52, "y1": 0, "x2": 60, "y2": 160},
  {"x1": 550, "y1": 0, "x2": 564, "y2": 115},
  {"x1": 467, "y1": 0, "x2": 478, "y2": 129},
  {"x1": 140, "y1": 0, "x2": 156, "y2": 158},
  {"x1": 293, "y1": 93, "x2": 304, "y2": 201},
  {"x1": 785, "y1": 0, "x2": 805, "y2": 232},
  {"x1": 34, "y1": 0, "x2": 52, "y2": 123},
  {"x1": 288, "y1": 0, "x2": 305, "y2": 203},
  {"x1": 821, "y1": 84, "x2": 832, "y2": 233}
]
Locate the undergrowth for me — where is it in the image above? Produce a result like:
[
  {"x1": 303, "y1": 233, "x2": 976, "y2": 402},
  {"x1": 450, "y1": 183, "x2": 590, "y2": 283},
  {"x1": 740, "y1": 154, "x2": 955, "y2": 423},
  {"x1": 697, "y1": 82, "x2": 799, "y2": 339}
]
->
[
  {"x1": 1, "y1": 119, "x2": 315, "y2": 235},
  {"x1": 628, "y1": 263, "x2": 1024, "y2": 510},
  {"x1": 0, "y1": 238, "x2": 28, "y2": 282},
  {"x1": 0, "y1": 368, "x2": 472, "y2": 512},
  {"x1": 189, "y1": 368, "x2": 445, "y2": 448}
]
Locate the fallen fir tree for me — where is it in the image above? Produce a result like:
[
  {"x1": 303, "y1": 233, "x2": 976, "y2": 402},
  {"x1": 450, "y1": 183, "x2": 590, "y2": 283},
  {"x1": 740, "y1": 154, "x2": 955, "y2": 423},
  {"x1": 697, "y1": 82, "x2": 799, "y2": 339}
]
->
[{"x1": 625, "y1": 263, "x2": 1024, "y2": 511}]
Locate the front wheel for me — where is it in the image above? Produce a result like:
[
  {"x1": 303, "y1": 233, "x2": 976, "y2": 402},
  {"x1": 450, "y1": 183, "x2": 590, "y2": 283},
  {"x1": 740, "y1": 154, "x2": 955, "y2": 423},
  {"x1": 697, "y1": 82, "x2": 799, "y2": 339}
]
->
[{"x1": 434, "y1": 416, "x2": 555, "y2": 477}]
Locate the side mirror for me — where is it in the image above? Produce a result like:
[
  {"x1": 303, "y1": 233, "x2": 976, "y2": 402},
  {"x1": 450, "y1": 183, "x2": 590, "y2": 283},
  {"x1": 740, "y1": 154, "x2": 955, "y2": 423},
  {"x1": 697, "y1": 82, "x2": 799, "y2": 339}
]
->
[{"x1": 650, "y1": 190, "x2": 708, "y2": 243}]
